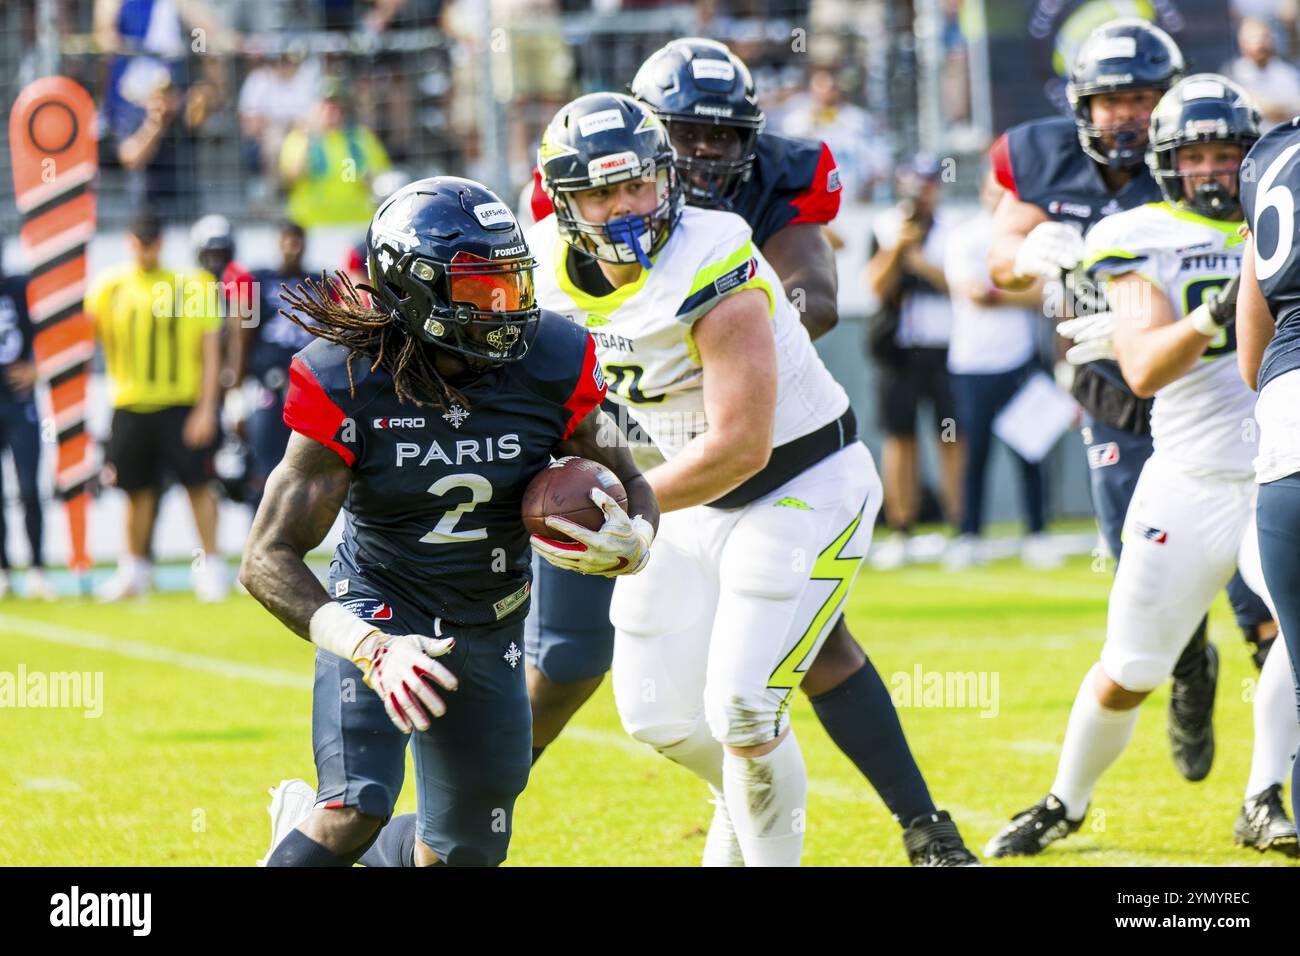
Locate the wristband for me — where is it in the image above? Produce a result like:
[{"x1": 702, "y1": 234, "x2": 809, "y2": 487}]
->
[
  {"x1": 1188, "y1": 303, "x2": 1223, "y2": 338},
  {"x1": 309, "y1": 601, "x2": 380, "y2": 664}
]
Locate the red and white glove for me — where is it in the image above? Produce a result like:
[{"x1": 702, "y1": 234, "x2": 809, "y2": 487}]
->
[
  {"x1": 531, "y1": 488, "x2": 654, "y2": 577},
  {"x1": 308, "y1": 602, "x2": 457, "y2": 733},
  {"x1": 1014, "y1": 221, "x2": 1085, "y2": 279}
]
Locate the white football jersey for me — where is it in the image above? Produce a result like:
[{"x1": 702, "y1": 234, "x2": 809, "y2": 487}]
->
[
  {"x1": 527, "y1": 206, "x2": 848, "y2": 459},
  {"x1": 1084, "y1": 201, "x2": 1257, "y2": 478}
]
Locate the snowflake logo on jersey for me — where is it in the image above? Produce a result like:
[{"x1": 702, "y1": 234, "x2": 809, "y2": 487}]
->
[
  {"x1": 443, "y1": 403, "x2": 470, "y2": 429},
  {"x1": 504, "y1": 641, "x2": 522, "y2": 669}
]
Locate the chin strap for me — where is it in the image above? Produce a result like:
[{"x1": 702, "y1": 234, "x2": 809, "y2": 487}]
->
[{"x1": 605, "y1": 214, "x2": 654, "y2": 269}]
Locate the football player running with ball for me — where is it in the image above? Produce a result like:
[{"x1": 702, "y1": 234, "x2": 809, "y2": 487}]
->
[
  {"x1": 525, "y1": 38, "x2": 978, "y2": 866},
  {"x1": 242, "y1": 177, "x2": 658, "y2": 867},
  {"x1": 529, "y1": 91, "x2": 886, "y2": 867},
  {"x1": 985, "y1": 76, "x2": 1298, "y2": 858}
]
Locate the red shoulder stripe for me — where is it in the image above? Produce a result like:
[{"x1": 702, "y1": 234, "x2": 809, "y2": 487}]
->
[
  {"x1": 788, "y1": 142, "x2": 842, "y2": 226},
  {"x1": 990, "y1": 132, "x2": 1017, "y2": 198},
  {"x1": 530, "y1": 167, "x2": 555, "y2": 223},
  {"x1": 561, "y1": 334, "x2": 607, "y2": 440},
  {"x1": 282, "y1": 355, "x2": 356, "y2": 465}
]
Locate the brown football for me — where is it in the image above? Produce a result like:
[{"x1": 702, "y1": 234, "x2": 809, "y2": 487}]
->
[{"x1": 522, "y1": 456, "x2": 628, "y2": 543}]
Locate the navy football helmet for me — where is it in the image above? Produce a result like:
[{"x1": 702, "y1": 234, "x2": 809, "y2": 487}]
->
[
  {"x1": 538, "y1": 92, "x2": 683, "y2": 268},
  {"x1": 363, "y1": 176, "x2": 540, "y2": 365},
  {"x1": 1148, "y1": 74, "x2": 1260, "y2": 220},
  {"x1": 1067, "y1": 18, "x2": 1185, "y2": 169},
  {"x1": 631, "y1": 38, "x2": 763, "y2": 209},
  {"x1": 191, "y1": 214, "x2": 235, "y2": 275}
]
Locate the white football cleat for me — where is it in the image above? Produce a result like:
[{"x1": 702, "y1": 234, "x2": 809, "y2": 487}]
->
[
  {"x1": 25, "y1": 568, "x2": 58, "y2": 601},
  {"x1": 870, "y1": 533, "x2": 909, "y2": 571},
  {"x1": 942, "y1": 535, "x2": 981, "y2": 572},
  {"x1": 1021, "y1": 533, "x2": 1063, "y2": 570},
  {"x1": 258, "y1": 778, "x2": 317, "y2": 866},
  {"x1": 95, "y1": 557, "x2": 152, "y2": 602},
  {"x1": 194, "y1": 558, "x2": 230, "y2": 603}
]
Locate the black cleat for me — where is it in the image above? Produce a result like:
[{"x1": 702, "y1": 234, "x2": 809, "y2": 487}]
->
[
  {"x1": 1233, "y1": 784, "x2": 1299, "y2": 857},
  {"x1": 1168, "y1": 641, "x2": 1218, "y2": 782},
  {"x1": 903, "y1": 810, "x2": 981, "y2": 866},
  {"x1": 983, "y1": 794, "x2": 1083, "y2": 858}
]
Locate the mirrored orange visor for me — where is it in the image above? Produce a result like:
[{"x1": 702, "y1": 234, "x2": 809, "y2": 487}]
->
[{"x1": 447, "y1": 251, "x2": 535, "y2": 314}]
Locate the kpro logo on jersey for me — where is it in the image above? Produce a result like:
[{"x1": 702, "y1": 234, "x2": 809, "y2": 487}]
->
[
  {"x1": 340, "y1": 598, "x2": 395, "y2": 621},
  {"x1": 373, "y1": 417, "x2": 426, "y2": 429},
  {"x1": 1087, "y1": 441, "x2": 1120, "y2": 469}
]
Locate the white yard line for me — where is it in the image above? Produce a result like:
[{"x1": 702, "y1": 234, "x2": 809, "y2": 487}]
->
[{"x1": 0, "y1": 613, "x2": 311, "y2": 689}]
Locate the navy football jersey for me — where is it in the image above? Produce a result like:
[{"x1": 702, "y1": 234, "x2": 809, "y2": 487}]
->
[
  {"x1": 729, "y1": 132, "x2": 841, "y2": 246},
  {"x1": 1241, "y1": 119, "x2": 1300, "y2": 391},
  {"x1": 990, "y1": 117, "x2": 1162, "y2": 232},
  {"x1": 282, "y1": 310, "x2": 607, "y2": 626},
  {"x1": 0, "y1": 275, "x2": 35, "y2": 405},
  {"x1": 991, "y1": 116, "x2": 1163, "y2": 430},
  {"x1": 527, "y1": 132, "x2": 840, "y2": 248},
  {"x1": 249, "y1": 268, "x2": 315, "y2": 386}
]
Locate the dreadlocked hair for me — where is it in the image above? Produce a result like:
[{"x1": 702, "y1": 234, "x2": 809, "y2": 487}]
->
[{"x1": 278, "y1": 270, "x2": 468, "y2": 410}]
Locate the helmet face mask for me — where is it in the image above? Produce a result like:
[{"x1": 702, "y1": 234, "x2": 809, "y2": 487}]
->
[
  {"x1": 631, "y1": 38, "x2": 764, "y2": 210},
  {"x1": 666, "y1": 120, "x2": 758, "y2": 209},
  {"x1": 1146, "y1": 74, "x2": 1261, "y2": 221},
  {"x1": 539, "y1": 93, "x2": 685, "y2": 269},
  {"x1": 550, "y1": 162, "x2": 676, "y2": 268},
  {"x1": 1066, "y1": 18, "x2": 1185, "y2": 169},
  {"x1": 364, "y1": 177, "x2": 542, "y2": 368},
  {"x1": 1074, "y1": 89, "x2": 1163, "y2": 168}
]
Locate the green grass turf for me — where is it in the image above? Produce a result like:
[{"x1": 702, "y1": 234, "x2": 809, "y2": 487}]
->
[{"x1": 0, "y1": 555, "x2": 1293, "y2": 866}]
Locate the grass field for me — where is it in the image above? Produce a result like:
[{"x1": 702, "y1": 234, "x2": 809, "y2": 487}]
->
[{"x1": 0, "y1": 552, "x2": 1294, "y2": 867}]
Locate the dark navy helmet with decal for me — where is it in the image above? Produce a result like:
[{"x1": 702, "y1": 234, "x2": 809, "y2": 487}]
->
[
  {"x1": 630, "y1": 38, "x2": 764, "y2": 209},
  {"x1": 1147, "y1": 73, "x2": 1260, "y2": 220},
  {"x1": 362, "y1": 176, "x2": 540, "y2": 366},
  {"x1": 1066, "y1": 18, "x2": 1185, "y2": 169},
  {"x1": 538, "y1": 92, "x2": 683, "y2": 269}
]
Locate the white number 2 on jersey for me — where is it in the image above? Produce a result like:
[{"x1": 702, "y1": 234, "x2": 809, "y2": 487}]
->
[
  {"x1": 420, "y1": 473, "x2": 492, "y2": 544},
  {"x1": 1253, "y1": 141, "x2": 1300, "y2": 281}
]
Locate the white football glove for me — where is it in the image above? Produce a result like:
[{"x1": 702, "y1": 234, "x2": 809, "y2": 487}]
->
[
  {"x1": 308, "y1": 602, "x2": 457, "y2": 734},
  {"x1": 1057, "y1": 311, "x2": 1116, "y2": 365},
  {"x1": 531, "y1": 488, "x2": 654, "y2": 577},
  {"x1": 1014, "y1": 221, "x2": 1086, "y2": 279},
  {"x1": 355, "y1": 631, "x2": 458, "y2": 734}
]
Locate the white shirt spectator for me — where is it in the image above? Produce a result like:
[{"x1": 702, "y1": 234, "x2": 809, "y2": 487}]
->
[
  {"x1": 872, "y1": 204, "x2": 954, "y2": 349},
  {"x1": 772, "y1": 95, "x2": 890, "y2": 200},
  {"x1": 943, "y1": 210, "x2": 1038, "y2": 374},
  {"x1": 1224, "y1": 54, "x2": 1300, "y2": 129},
  {"x1": 238, "y1": 58, "x2": 321, "y2": 128}
]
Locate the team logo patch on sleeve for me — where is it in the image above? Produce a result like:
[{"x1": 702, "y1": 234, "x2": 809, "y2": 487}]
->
[
  {"x1": 593, "y1": 362, "x2": 606, "y2": 391},
  {"x1": 714, "y1": 257, "x2": 758, "y2": 296},
  {"x1": 340, "y1": 598, "x2": 395, "y2": 621},
  {"x1": 826, "y1": 167, "x2": 841, "y2": 193}
]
